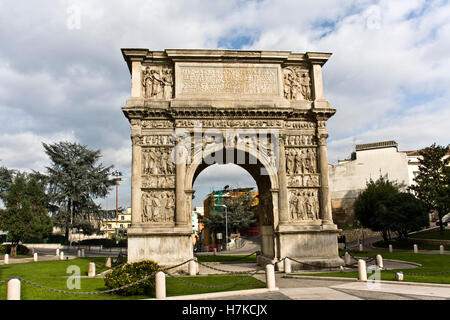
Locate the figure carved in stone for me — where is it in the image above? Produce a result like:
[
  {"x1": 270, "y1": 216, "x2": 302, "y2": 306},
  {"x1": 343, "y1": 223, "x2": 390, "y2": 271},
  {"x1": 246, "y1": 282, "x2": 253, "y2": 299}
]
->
[
  {"x1": 283, "y1": 67, "x2": 312, "y2": 101},
  {"x1": 289, "y1": 189, "x2": 319, "y2": 221},
  {"x1": 142, "y1": 66, "x2": 173, "y2": 99},
  {"x1": 142, "y1": 147, "x2": 175, "y2": 175},
  {"x1": 141, "y1": 191, "x2": 175, "y2": 223}
]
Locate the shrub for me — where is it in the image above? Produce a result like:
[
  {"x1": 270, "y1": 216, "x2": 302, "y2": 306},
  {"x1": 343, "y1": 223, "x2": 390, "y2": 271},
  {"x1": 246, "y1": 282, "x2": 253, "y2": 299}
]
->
[
  {"x1": 0, "y1": 244, "x2": 30, "y2": 255},
  {"x1": 104, "y1": 260, "x2": 161, "y2": 296}
]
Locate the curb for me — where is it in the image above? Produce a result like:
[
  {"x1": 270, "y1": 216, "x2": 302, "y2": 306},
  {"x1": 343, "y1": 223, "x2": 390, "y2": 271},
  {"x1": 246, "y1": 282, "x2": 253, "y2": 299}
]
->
[
  {"x1": 282, "y1": 275, "x2": 450, "y2": 288},
  {"x1": 146, "y1": 288, "x2": 279, "y2": 300}
]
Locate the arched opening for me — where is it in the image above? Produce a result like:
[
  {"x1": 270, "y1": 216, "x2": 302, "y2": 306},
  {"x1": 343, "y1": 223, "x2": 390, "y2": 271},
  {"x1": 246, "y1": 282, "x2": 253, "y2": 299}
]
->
[{"x1": 187, "y1": 147, "x2": 278, "y2": 259}]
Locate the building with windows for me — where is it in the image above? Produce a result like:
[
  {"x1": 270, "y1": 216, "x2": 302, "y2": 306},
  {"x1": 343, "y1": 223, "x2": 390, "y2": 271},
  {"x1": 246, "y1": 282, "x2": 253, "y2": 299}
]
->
[
  {"x1": 201, "y1": 187, "x2": 259, "y2": 250},
  {"x1": 329, "y1": 140, "x2": 449, "y2": 226},
  {"x1": 101, "y1": 207, "x2": 132, "y2": 238},
  {"x1": 329, "y1": 141, "x2": 410, "y2": 226}
]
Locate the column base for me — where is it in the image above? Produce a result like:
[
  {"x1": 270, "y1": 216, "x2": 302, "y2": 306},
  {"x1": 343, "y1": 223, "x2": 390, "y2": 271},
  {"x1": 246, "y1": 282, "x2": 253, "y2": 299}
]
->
[{"x1": 127, "y1": 226, "x2": 193, "y2": 272}]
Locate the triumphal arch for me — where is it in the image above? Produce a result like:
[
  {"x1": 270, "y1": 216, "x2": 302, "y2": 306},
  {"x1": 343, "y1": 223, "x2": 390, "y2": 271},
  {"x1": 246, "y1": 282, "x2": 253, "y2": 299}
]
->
[{"x1": 121, "y1": 48, "x2": 343, "y2": 269}]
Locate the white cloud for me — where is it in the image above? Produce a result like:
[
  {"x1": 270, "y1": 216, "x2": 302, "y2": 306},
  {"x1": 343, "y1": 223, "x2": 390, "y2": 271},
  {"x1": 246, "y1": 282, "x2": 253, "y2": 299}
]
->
[{"x1": 1, "y1": 0, "x2": 449, "y2": 208}]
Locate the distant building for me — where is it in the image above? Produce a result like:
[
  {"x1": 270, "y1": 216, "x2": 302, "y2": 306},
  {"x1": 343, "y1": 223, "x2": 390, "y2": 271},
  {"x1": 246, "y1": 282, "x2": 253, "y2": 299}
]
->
[
  {"x1": 101, "y1": 207, "x2": 132, "y2": 238},
  {"x1": 329, "y1": 140, "x2": 410, "y2": 226},
  {"x1": 202, "y1": 187, "x2": 259, "y2": 249},
  {"x1": 192, "y1": 206, "x2": 204, "y2": 234}
]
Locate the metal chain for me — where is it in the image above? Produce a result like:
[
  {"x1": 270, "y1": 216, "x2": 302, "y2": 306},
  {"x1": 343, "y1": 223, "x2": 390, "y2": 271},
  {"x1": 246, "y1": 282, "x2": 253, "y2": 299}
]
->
[
  {"x1": 0, "y1": 259, "x2": 194, "y2": 295},
  {"x1": 383, "y1": 269, "x2": 450, "y2": 276},
  {"x1": 163, "y1": 269, "x2": 260, "y2": 288},
  {"x1": 196, "y1": 261, "x2": 263, "y2": 275}
]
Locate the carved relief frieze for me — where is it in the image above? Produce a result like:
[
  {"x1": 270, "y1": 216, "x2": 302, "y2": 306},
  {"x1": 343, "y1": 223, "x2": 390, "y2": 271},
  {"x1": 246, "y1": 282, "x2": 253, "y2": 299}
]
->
[
  {"x1": 175, "y1": 119, "x2": 284, "y2": 128},
  {"x1": 288, "y1": 189, "x2": 319, "y2": 221},
  {"x1": 284, "y1": 135, "x2": 316, "y2": 146},
  {"x1": 142, "y1": 175, "x2": 175, "y2": 189},
  {"x1": 283, "y1": 67, "x2": 312, "y2": 101},
  {"x1": 285, "y1": 121, "x2": 316, "y2": 129},
  {"x1": 138, "y1": 135, "x2": 174, "y2": 146},
  {"x1": 141, "y1": 190, "x2": 175, "y2": 223},
  {"x1": 141, "y1": 120, "x2": 174, "y2": 129},
  {"x1": 285, "y1": 148, "x2": 317, "y2": 175},
  {"x1": 142, "y1": 147, "x2": 175, "y2": 175},
  {"x1": 287, "y1": 174, "x2": 320, "y2": 188},
  {"x1": 142, "y1": 65, "x2": 173, "y2": 100}
]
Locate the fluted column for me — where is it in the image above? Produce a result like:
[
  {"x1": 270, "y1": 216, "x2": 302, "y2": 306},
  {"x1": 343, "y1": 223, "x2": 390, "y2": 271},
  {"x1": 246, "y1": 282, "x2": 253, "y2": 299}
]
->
[
  {"x1": 318, "y1": 134, "x2": 333, "y2": 223},
  {"x1": 131, "y1": 128, "x2": 142, "y2": 225},
  {"x1": 278, "y1": 135, "x2": 289, "y2": 224},
  {"x1": 175, "y1": 144, "x2": 187, "y2": 226}
]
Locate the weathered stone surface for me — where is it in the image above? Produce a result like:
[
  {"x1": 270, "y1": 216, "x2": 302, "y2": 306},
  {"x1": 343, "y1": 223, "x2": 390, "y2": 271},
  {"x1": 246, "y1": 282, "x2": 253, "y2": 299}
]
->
[{"x1": 121, "y1": 48, "x2": 341, "y2": 268}]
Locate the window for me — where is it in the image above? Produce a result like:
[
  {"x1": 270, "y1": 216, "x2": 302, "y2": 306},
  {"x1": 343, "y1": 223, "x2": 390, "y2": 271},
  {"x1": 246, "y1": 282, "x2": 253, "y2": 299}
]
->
[
  {"x1": 120, "y1": 224, "x2": 123, "y2": 228},
  {"x1": 127, "y1": 224, "x2": 131, "y2": 228},
  {"x1": 107, "y1": 224, "x2": 111, "y2": 229},
  {"x1": 121, "y1": 216, "x2": 125, "y2": 220}
]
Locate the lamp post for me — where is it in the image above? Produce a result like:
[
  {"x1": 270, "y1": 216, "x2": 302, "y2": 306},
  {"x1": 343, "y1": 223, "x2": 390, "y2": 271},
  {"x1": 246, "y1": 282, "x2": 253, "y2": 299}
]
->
[
  {"x1": 220, "y1": 204, "x2": 228, "y2": 251},
  {"x1": 111, "y1": 170, "x2": 122, "y2": 238}
]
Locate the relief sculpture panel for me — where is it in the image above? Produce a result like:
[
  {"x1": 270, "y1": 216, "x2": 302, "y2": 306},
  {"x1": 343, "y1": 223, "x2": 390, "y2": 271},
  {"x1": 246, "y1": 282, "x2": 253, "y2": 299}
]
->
[
  {"x1": 285, "y1": 148, "x2": 317, "y2": 175},
  {"x1": 283, "y1": 67, "x2": 312, "y2": 101},
  {"x1": 142, "y1": 147, "x2": 175, "y2": 175},
  {"x1": 141, "y1": 190, "x2": 175, "y2": 223},
  {"x1": 288, "y1": 189, "x2": 319, "y2": 221},
  {"x1": 142, "y1": 65, "x2": 173, "y2": 100}
]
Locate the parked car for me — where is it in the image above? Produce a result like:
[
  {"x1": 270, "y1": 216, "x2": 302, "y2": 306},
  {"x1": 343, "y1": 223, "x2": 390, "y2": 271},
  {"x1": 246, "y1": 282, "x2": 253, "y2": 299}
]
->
[{"x1": 435, "y1": 215, "x2": 450, "y2": 227}]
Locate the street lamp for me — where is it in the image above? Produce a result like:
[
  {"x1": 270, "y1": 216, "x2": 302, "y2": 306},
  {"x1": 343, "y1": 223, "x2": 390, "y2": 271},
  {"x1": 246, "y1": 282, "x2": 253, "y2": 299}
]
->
[
  {"x1": 219, "y1": 204, "x2": 228, "y2": 251},
  {"x1": 111, "y1": 170, "x2": 122, "y2": 238}
]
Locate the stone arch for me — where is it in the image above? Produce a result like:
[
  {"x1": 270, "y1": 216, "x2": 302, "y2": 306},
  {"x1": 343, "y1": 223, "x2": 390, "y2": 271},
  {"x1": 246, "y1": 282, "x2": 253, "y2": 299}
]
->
[{"x1": 186, "y1": 144, "x2": 280, "y2": 258}]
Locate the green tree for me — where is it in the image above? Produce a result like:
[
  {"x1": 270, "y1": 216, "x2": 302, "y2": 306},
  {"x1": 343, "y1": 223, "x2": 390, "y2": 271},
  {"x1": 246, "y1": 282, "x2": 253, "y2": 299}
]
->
[
  {"x1": 203, "y1": 192, "x2": 257, "y2": 242},
  {"x1": 354, "y1": 176, "x2": 399, "y2": 244},
  {"x1": 389, "y1": 192, "x2": 429, "y2": 239},
  {"x1": 0, "y1": 165, "x2": 14, "y2": 203},
  {"x1": 409, "y1": 143, "x2": 450, "y2": 233},
  {"x1": 0, "y1": 173, "x2": 52, "y2": 256},
  {"x1": 43, "y1": 141, "x2": 115, "y2": 242}
]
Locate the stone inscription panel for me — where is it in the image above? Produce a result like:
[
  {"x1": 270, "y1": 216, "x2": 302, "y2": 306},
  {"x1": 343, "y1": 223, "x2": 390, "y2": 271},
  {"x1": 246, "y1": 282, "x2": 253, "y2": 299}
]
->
[{"x1": 175, "y1": 63, "x2": 281, "y2": 98}]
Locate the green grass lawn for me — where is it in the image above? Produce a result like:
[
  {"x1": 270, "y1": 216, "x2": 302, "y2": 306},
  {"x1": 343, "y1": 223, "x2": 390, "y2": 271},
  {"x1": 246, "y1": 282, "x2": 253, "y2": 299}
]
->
[
  {"x1": 410, "y1": 229, "x2": 450, "y2": 241},
  {"x1": 372, "y1": 239, "x2": 444, "y2": 250},
  {"x1": 0, "y1": 257, "x2": 264, "y2": 300},
  {"x1": 196, "y1": 254, "x2": 257, "y2": 264},
  {"x1": 294, "y1": 251, "x2": 450, "y2": 284}
]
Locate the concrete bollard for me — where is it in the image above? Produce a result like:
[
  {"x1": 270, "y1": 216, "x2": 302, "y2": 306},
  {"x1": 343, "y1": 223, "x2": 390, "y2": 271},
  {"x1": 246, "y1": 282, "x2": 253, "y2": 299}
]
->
[
  {"x1": 213, "y1": 248, "x2": 217, "y2": 255},
  {"x1": 60, "y1": 251, "x2": 64, "y2": 260},
  {"x1": 344, "y1": 252, "x2": 351, "y2": 266},
  {"x1": 188, "y1": 260, "x2": 197, "y2": 276},
  {"x1": 389, "y1": 244, "x2": 393, "y2": 253},
  {"x1": 88, "y1": 262, "x2": 96, "y2": 277},
  {"x1": 265, "y1": 264, "x2": 276, "y2": 290},
  {"x1": 155, "y1": 271, "x2": 166, "y2": 299},
  {"x1": 81, "y1": 249, "x2": 85, "y2": 257},
  {"x1": 359, "y1": 243, "x2": 363, "y2": 252},
  {"x1": 7, "y1": 279, "x2": 21, "y2": 300},
  {"x1": 77, "y1": 250, "x2": 81, "y2": 257},
  {"x1": 56, "y1": 248, "x2": 60, "y2": 256},
  {"x1": 4, "y1": 253, "x2": 9, "y2": 264},
  {"x1": 413, "y1": 244, "x2": 418, "y2": 254},
  {"x1": 358, "y1": 259, "x2": 367, "y2": 281},
  {"x1": 33, "y1": 253, "x2": 38, "y2": 262},
  {"x1": 105, "y1": 257, "x2": 111, "y2": 268},
  {"x1": 376, "y1": 254, "x2": 383, "y2": 269},
  {"x1": 396, "y1": 272, "x2": 404, "y2": 281},
  {"x1": 440, "y1": 245, "x2": 444, "y2": 254},
  {"x1": 284, "y1": 258, "x2": 291, "y2": 274}
]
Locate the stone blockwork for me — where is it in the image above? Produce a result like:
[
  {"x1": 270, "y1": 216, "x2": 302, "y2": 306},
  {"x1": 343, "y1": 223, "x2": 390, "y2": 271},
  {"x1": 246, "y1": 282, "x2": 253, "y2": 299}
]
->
[{"x1": 121, "y1": 48, "x2": 343, "y2": 268}]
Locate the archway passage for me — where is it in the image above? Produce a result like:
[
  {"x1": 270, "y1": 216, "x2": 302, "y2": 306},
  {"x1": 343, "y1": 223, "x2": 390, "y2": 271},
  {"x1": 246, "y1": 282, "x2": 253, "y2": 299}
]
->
[
  {"x1": 122, "y1": 48, "x2": 344, "y2": 270},
  {"x1": 190, "y1": 148, "x2": 277, "y2": 259}
]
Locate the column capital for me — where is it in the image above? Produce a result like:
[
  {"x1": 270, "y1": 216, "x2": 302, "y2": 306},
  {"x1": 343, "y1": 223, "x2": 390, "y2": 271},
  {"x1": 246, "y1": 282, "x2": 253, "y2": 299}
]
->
[{"x1": 318, "y1": 134, "x2": 329, "y2": 146}]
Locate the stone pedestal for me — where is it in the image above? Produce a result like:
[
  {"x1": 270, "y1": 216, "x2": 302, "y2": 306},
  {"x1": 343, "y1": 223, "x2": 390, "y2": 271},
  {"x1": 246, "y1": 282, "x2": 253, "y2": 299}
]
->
[
  {"x1": 127, "y1": 226, "x2": 193, "y2": 270},
  {"x1": 273, "y1": 224, "x2": 344, "y2": 269}
]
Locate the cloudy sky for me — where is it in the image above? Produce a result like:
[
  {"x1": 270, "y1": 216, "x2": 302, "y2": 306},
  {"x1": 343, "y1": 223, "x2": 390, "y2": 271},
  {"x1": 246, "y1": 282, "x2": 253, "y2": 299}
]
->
[{"x1": 0, "y1": 0, "x2": 449, "y2": 209}]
